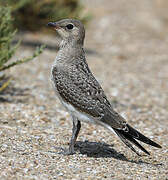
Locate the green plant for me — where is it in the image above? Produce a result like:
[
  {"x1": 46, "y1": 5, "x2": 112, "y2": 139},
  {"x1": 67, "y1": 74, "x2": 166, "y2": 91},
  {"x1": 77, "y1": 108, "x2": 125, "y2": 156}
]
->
[
  {"x1": 0, "y1": 6, "x2": 45, "y2": 92},
  {"x1": 0, "y1": 0, "x2": 90, "y2": 31}
]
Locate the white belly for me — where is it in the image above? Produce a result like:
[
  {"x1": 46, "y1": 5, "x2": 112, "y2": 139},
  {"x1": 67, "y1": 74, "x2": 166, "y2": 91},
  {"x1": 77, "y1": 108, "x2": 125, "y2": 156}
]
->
[{"x1": 62, "y1": 100, "x2": 96, "y2": 124}]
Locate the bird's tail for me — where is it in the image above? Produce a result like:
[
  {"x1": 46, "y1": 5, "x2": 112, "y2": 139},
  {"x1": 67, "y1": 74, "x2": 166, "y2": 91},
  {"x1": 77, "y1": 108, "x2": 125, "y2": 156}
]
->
[{"x1": 113, "y1": 124, "x2": 162, "y2": 155}]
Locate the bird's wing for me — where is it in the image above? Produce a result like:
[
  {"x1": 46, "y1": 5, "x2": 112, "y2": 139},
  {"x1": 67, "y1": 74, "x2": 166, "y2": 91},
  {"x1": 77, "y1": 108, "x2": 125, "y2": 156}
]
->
[
  {"x1": 52, "y1": 59, "x2": 161, "y2": 155},
  {"x1": 52, "y1": 59, "x2": 126, "y2": 130}
]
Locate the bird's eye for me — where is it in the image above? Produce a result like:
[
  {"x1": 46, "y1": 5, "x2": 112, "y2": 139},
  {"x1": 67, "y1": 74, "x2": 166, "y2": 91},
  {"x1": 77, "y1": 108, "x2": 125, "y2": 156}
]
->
[{"x1": 66, "y1": 24, "x2": 74, "y2": 30}]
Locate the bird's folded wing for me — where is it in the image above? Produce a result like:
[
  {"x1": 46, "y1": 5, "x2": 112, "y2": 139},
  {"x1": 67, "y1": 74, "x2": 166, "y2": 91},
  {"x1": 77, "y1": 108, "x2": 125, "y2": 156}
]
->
[{"x1": 52, "y1": 63, "x2": 127, "y2": 130}]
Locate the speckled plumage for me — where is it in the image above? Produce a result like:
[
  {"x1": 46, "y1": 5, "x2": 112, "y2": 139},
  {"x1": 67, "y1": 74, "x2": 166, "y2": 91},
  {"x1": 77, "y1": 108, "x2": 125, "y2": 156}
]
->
[
  {"x1": 52, "y1": 48, "x2": 126, "y2": 129},
  {"x1": 48, "y1": 19, "x2": 161, "y2": 155}
]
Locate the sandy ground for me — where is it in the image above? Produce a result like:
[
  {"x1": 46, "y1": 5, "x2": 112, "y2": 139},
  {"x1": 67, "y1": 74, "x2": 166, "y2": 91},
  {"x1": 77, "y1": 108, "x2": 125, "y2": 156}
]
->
[{"x1": 0, "y1": 0, "x2": 168, "y2": 179}]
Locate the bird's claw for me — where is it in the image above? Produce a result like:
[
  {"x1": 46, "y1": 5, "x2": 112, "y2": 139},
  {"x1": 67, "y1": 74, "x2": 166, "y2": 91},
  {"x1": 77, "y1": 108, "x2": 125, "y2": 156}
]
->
[{"x1": 58, "y1": 148, "x2": 76, "y2": 155}]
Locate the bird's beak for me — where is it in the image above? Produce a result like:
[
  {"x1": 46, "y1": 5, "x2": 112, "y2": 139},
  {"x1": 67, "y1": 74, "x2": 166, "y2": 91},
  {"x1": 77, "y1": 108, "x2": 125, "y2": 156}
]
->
[{"x1": 47, "y1": 22, "x2": 60, "y2": 30}]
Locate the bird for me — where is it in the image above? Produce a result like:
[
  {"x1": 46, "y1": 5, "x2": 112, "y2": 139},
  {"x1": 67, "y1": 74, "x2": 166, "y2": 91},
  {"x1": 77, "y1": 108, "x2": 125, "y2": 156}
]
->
[{"x1": 47, "y1": 19, "x2": 161, "y2": 156}]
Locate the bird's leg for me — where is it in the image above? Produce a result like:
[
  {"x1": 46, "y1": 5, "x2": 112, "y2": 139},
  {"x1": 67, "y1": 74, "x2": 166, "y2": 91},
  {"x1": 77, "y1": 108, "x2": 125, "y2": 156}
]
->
[
  {"x1": 68, "y1": 118, "x2": 81, "y2": 154},
  {"x1": 58, "y1": 118, "x2": 81, "y2": 155}
]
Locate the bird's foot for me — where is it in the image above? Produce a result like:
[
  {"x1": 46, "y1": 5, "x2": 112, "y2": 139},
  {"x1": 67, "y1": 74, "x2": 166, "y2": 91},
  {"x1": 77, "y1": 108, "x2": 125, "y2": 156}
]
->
[{"x1": 58, "y1": 148, "x2": 76, "y2": 155}]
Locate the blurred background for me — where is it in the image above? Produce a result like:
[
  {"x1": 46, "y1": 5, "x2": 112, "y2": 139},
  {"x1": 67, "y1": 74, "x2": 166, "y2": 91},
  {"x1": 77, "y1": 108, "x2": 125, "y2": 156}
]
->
[
  {"x1": 0, "y1": 0, "x2": 168, "y2": 179},
  {"x1": 0, "y1": 0, "x2": 89, "y2": 31},
  {"x1": 0, "y1": 0, "x2": 89, "y2": 91}
]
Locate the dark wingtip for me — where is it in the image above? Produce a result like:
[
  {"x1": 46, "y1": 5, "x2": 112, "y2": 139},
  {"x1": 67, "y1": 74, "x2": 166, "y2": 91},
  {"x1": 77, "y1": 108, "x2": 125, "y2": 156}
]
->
[
  {"x1": 126, "y1": 124, "x2": 162, "y2": 149},
  {"x1": 144, "y1": 149, "x2": 150, "y2": 155},
  {"x1": 155, "y1": 143, "x2": 162, "y2": 149},
  {"x1": 114, "y1": 125, "x2": 162, "y2": 156}
]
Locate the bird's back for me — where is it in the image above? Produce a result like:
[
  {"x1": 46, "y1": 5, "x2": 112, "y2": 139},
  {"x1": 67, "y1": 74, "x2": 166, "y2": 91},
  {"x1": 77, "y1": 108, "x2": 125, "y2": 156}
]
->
[{"x1": 51, "y1": 48, "x2": 128, "y2": 130}]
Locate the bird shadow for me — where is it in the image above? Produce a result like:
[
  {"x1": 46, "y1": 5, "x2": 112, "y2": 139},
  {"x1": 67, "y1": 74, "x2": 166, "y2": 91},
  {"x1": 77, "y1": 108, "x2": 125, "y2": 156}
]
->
[{"x1": 71, "y1": 140, "x2": 163, "y2": 166}]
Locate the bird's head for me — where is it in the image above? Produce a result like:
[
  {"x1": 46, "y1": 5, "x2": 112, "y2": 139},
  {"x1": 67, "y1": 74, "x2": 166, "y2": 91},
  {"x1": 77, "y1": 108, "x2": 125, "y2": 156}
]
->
[{"x1": 47, "y1": 19, "x2": 85, "y2": 47}]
